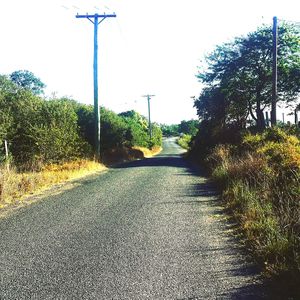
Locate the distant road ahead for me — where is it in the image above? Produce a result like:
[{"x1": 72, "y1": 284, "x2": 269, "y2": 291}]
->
[{"x1": 0, "y1": 138, "x2": 267, "y2": 299}]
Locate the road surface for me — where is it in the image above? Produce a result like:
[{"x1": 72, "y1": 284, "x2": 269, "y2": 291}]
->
[{"x1": 0, "y1": 138, "x2": 268, "y2": 299}]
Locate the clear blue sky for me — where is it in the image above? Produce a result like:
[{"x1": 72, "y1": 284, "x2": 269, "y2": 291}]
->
[{"x1": 0, "y1": 0, "x2": 299, "y2": 124}]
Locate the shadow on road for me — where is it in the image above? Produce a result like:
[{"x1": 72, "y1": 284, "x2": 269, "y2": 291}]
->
[
  {"x1": 112, "y1": 155, "x2": 187, "y2": 169},
  {"x1": 111, "y1": 154, "x2": 207, "y2": 179}
]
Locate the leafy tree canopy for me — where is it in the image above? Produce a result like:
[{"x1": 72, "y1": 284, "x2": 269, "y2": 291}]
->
[
  {"x1": 161, "y1": 120, "x2": 199, "y2": 136},
  {"x1": 195, "y1": 22, "x2": 300, "y2": 131},
  {"x1": 10, "y1": 70, "x2": 46, "y2": 95}
]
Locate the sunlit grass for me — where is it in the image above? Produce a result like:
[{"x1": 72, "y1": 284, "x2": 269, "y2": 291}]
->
[
  {"x1": 0, "y1": 160, "x2": 106, "y2": 210},
  {"x1": 0, "y1": 145, "x2": 161, "y2": 212},
  {"x1": 208, "y1": 128, "x2": 300, "y2": 278},
  {"x1": 132, "y1": 146, "x2": 162, "y2": 158}
]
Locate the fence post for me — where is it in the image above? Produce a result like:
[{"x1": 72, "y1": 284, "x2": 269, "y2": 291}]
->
[{"x1": 4, "y1": 140, "x2": 9, "y2": 171}]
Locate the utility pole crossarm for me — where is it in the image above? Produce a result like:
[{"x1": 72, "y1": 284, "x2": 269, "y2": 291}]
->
[
  {"x1": 76, "y1": 13, "x2": 116, "y2": 25},
  {"x1": 76, "y1": 13, "x2": 116, "y2": 19}
]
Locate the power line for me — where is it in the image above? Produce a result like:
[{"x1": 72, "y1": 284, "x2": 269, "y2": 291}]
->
[{"x1": 76, "y1": 12, "x2": 117, "y2": 161}]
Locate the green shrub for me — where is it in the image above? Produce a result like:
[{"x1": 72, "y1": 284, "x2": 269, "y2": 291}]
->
[
  {"x1": 205, "y1": 128, "x2": 300, "y2": 278},
  {"x1": 0, "y1": 72, "x2": 163, "y2": 170},
  {"x1": 177, "y1": 134, "x2": 192, "y2": 150}
]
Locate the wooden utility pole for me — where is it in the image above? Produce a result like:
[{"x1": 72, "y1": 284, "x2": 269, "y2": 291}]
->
[
  {"x1": 142, "y1": 95, "x2": 155, "y2": 139},
  {"x1": 76, "y1": 13, "x2": 116, "y2": 161},
  {"x1": 271, "y1": 16, "x2": 278, "y2": 126}
]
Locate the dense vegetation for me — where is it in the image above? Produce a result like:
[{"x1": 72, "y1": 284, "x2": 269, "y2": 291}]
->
[
  {"x1": 208, "y1": 128, "x2": 300, "y2": 278},
  {"x1": 161, "y1": 120, "x2": 199, "y2": 150},
  {"x1": 0, "y1": 71, "x2": 162, "y2": 170},
  {"x1": 161, "y1": 119, "x2": 199, "y2": 137},
  {"x1": 189, "y1": 21, "x2": 300, "y2": 287},
  {"x1": 195, "y1": 22, "x2": 300, "y2": 132},
  {"x1": 177, "y1": 134, "x2": 192, "y2": 150}
]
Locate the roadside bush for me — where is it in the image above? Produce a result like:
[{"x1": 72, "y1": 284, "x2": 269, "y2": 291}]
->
[
  {"x1": 119, "y1": 110, "x2": 162, "y2": 149},
  {"x1": 0, "y1": 76, "x2": 15, "y2": 143},
  {"x1": 207, "y1": 128, "x2": 300, "y2": 277},
  {"x1": 0, "y1": 72, "x2": 163, "y2": 171},
  {"x1": 150, "y1": 124, "x2": 163, "y2": 148},
  {"x1": 177, "y1": 134, "x2": 192, "y2": 150},
  {"x1": 100, "y1": 108, "x2": 128, "y2": 151},
  {"x1": 189, "y1": 119, "x2": 242, "y2": 163},
  {"x1": 9, "y1": 97, "x2": 88, "y2": 169},
  {"x1": 161, "y1": 120, "x2": 199, "y2": 137},
  {"x1": 120, "y1": 111, "x2": 149, "y2": 147}
]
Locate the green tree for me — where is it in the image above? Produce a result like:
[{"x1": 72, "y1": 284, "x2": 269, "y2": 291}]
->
[
  {"x1": 119, "y1": 110, "x2": 150, "y2": 147},
  {"x1": 1, "y1": 73, "x2": 162, "y2": 167},
  {"x1": 0, "y1": 76, "x2": 15, "y2": 143},
  {"x1": 10, "y1": 70, "x2": 46, "y2": 95},
  {"x1": 28, "y1": 100, "x2": 85, "y2": 164},
  {"x1": 178, "y1": 120, "x2": 199, "y2": 136},
  {"x1": 196, "y1": 23, "x2": 300, "y2": 131},
  {"x1": 160, "y1": 124, "x2": 180, "y2": 136},
  {"x1": 150, "y1": 124, "x2": 163, "y2": 147},
  {"x1": 10, "y1": 97, "x2": 86, "y2": 168},
  {"x1": 7, "y1": 89, "x2": 44, "y2": 166},
  {"x1": 100, "y1": 108, "x2": 128, "y2": 151},
  {"x1": 119, "y1": 110, "x2": 148, "y2": 129}
]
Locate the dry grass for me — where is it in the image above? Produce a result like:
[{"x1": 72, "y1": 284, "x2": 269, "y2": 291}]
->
[
  {"x1": 102, "y1": 146, "x2": 162, "y2": 165},
  {"x1": 208, "y1": 129, "x2": 300, "y2": 281},
  {"x1": 0, "y1": 160, "x2": 106, "y2": 210},
  {"x1": 132, "y1": 146, "x2": 162, "y2": 158},
  {"x1": 0, "y1": 145, "x2": 161, "y2": 211}
]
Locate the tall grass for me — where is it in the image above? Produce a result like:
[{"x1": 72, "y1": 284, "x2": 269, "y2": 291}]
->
[
  {"x1": 0, "y1": 145, "x2": 162, "y2": 210},
  {"x1": 208, "y1": 128, "x2": 300, "y2": 278},
  {"x1": 0, "y1": 160, "x2": 105, "y2": 209}
]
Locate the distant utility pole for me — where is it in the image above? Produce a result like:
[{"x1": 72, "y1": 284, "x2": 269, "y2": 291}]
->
[
  {"x1": 271, "y1": 16, "x2": 278, "y2": 126},
  {"x1": 76, "y1": 12, "x2": 116, "y2": 161},
  {"x1": 142, "y1": 95, "x2": 155, "y2": 139}
]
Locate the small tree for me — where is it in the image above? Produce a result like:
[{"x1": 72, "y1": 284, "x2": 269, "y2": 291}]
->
[
  {"x1": 10, "y1": 70, "x2": 46, "y2": 95},
  {"x1": 196, "y1": 23, "x2": 300, "y2": 131}
]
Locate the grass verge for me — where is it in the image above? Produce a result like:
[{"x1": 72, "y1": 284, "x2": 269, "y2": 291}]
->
[
  {"x1": 133, "y1": 146, "x2": 162, "y2": 158},
  {"x1": 206, "y1": 128, "x2": 300, "y2": 295},
  {"x1": 0, "y1": 160, "x2": 106, "y2": 211},
  {"x1": 0, "y1": 145, "x2": 162, "y2": 213},
  {"x1": 102, "y1": 146, "x2": 162, "y2": 165}
]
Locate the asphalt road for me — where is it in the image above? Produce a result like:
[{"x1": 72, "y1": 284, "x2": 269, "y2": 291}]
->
[{"x1": 0, "y1": 138, "x2": 268, "y2": 299}]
